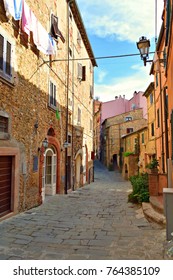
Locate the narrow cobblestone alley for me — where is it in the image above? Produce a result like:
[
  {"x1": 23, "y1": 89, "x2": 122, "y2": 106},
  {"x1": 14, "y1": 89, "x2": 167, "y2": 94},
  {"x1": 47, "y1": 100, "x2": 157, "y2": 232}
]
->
[{"x1": 0, "y1": 161, "x2": 166, "y2": 260}]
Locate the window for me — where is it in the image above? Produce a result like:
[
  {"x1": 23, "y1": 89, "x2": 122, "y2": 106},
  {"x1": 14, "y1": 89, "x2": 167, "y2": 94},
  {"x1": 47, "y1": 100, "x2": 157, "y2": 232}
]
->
[
  {"x1": 131, "y1": 104, "x2": 136, "y2": 110},
  {"x1": 141, "y1": 133, "x2": 144, "y2": 144},
  {"x1": 0, "y1": 111, "x2": 10, "y2": 140},
  {"x1": 77, "y1": 107, "x2": 81, "y2": 124},
  {"x1": 0, "y1": 116, "x2": 8, "y2": 133},
  {"x1": 77, "y1": 63, "x2": 86, "y2": 81},
  {"x1": 125, "y1": 116, "x2": 132, "y2": 122},
  {"x1": 49, "y1": 81, "x2": 56, "y2": 108},
  {"x1": 151, "y1": 123, "x2": 154, "y2": 136},
  {"x1": 127, "y1": 128, "x2": 133, "y2": 134},
  {"x1": 0, "y1": 30, "x2": 14, "y2": 83},
  {"x1": 150, "y1": 93, "x2": 153, "y2": 104},
  {"x1": 82, "y1": 66, "x2": 86, "y2": 81},
  {"x1": 68, "y1": 134, "x2": 72, "y2": 144},
  {"x1": 157, "y1": 108, "x2": 160, "y2": 127}
]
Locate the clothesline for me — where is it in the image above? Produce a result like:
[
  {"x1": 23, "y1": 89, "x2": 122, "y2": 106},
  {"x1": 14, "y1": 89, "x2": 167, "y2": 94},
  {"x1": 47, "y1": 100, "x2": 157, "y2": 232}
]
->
[{"x1": 3, "y1": 0, "x2": 57, "y2": 55}]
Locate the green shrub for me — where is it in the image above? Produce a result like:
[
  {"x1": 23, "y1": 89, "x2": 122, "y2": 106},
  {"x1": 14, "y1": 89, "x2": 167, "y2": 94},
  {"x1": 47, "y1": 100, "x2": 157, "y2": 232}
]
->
[
  {"x1": 123, "y1": 151, "x2": 134, "y2": 157},
  {"x1": 128, "y1": 173, "x2": 149, "y2": 203}
]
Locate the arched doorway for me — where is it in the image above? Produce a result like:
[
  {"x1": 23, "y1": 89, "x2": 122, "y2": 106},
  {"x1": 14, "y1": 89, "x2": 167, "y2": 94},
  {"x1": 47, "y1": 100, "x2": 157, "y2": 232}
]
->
[
  {"x1": 42, "y1": 147, "x2": 57, "y2": 201},
  {"x1": 39, "y1": 130, "x2": 61, "y2": 204}
]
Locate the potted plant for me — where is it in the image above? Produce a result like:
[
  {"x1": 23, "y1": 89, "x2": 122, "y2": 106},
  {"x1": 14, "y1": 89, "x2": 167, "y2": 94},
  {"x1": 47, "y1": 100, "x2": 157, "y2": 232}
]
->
[{"x1": 146, "y1": 158, "x2": 159, "y2": 173}]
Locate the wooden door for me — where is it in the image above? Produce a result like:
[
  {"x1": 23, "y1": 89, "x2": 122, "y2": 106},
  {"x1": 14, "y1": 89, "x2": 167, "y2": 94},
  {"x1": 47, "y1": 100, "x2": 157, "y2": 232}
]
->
[{"x1": 0, "y1": 156, "x2": 12, "y2": 217}]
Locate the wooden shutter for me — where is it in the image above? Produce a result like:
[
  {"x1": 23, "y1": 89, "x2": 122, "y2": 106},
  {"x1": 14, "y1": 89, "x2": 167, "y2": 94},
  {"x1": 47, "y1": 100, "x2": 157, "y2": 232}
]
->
[
  {"x1": 0, "y1": 34, "x2": 4, "y2": 71},
  {"x1": 53, "y1": 84, "x2": 56, "y2": 107},
  {"x1": 50, "y1": 81, "x2": 53, "y2": 105},
  {"x1": 5, "y1": 41, "x2": 11, "y2": 76},
  {"x1": 77, "y1": 63, "x2": 82, "y2": 80}
]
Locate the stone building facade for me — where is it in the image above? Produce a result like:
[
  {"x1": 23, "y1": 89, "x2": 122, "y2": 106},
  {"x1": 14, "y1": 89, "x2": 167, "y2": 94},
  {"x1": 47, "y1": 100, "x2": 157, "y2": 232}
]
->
[
  {"x1": 101, "y1": 108, "x2": 147, "y2": 169},
  {"x1": 0, "y1": 0, "x2": 96, "y2": 219}
]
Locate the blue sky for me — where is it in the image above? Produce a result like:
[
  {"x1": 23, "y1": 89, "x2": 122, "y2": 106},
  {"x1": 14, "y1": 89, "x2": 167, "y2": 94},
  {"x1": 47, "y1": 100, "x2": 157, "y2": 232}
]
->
[{"x1": 76, "y1": 0, "x2": 163, "y2": 102}]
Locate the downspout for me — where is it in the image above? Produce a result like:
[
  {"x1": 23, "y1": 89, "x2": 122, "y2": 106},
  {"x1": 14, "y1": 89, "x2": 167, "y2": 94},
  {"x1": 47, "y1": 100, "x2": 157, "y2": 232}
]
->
[
  {"x1": 164, "y1": 87, "x2": 169, "y2": 171},
  {"x1": 65, "y1": 0, "x2": 73, "y2": 194},
  {"x1": 159, "y1": 70, "x2": 165, "y2": 173}
]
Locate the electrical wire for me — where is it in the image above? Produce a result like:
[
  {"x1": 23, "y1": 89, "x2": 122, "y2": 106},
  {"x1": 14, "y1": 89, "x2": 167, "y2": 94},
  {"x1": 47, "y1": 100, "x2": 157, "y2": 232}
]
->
[{"x1": 40, "y1": 51, "x2": 155, "y2": 66}]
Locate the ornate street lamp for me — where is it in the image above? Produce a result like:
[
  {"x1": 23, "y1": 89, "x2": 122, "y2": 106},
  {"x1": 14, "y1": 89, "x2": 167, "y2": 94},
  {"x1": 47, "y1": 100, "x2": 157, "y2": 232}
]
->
[
  {"x1": 136, "y1": 36, "x2": 152, "y2": 66},
  {"x1": 42, "y1": 138, "x2": 49, "y2": 148}
]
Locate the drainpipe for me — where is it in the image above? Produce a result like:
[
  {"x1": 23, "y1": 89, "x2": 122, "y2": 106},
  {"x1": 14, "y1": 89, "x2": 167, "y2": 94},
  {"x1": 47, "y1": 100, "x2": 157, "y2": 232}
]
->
[
  {"x1": 65, "y1": 0, "x2": 74, "y2": 194},
  {"x1": 159, "y1": 70, "x2": 165, "y2": 173},
  {"x1": 164, "y1": 86, "x2": 169, "y2": 171}
]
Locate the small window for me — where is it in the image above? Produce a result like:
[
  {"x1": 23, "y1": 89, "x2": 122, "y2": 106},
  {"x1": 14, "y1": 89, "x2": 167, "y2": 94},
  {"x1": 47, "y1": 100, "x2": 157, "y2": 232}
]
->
[
  {"x1": 127, "y1": 128, "x2": 133, "y2": 134},
  {"x1": 131, "y1": 104, "x2": 136, "y2": 110},
  {"x1": 49, "y1": 81, "x2": 56, "y2": 108},
  {"x1": 77, "y1": 63, "x2": 86, "y2": 81},
  {"x1": 82, "y1": 66, "x2": 86, "y2": 81},
  {"x1": 0, "y1": 116, "x2": 8, "y2": 133},
  {"x1": 0, "y1": 112, "x2": 10, "y2": 140},
  {"x1": 157, "y1": 108, "x2": 160, "y2": 127},
  {"x1": 151, "y1": 123, "x2": 154, "y2": 136},
  {"x1": 33, "y1": 156, "x2": 38, "y2": 172},
  {"x1": 68, "y1": 134, "x2": 72, "y2": 144},
  {"x1": 141, "y1": 133, "x2": 144, "y2": 144},
  {"x1": 125, "y1": 116, "x2": 132, "y2": 122},
  {"x1": 150, "y1": 93, "x2": 153, "y2": 104},
  {"x1": 0, "y1": 30, "x2": 14, "y2": 83}
]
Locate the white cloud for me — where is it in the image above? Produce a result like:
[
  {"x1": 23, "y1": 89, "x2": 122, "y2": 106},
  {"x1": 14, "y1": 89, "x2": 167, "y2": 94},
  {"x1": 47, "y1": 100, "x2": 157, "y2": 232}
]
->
[
  {"x1": 94, "y1": 63, "x2": 153, "y2": 102},
  {"x1": 97, "y1": 70, "x2": 108, "y2": 83},
  {"x1": 76, "y1": 0, "x2": 163, "y2": 42}
]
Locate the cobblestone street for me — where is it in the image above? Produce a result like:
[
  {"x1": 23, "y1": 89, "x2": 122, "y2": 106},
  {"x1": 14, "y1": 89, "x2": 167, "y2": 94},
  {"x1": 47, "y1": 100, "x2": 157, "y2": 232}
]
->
[{"x1": 0, "y1": 161, "x2": 166, "y2": 260}]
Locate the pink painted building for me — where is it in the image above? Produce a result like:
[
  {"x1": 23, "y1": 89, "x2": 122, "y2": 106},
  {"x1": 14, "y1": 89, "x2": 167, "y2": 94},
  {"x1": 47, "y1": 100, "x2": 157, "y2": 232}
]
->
[{"x1": 101, "y1": 91, "x2": 147, "y2": 123}]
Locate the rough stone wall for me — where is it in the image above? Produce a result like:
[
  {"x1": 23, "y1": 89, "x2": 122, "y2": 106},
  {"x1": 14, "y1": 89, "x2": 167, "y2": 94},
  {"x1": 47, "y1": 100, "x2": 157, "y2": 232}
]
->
[{"x1": 0, "y1": 0, "x2": 94, "y2": 213}]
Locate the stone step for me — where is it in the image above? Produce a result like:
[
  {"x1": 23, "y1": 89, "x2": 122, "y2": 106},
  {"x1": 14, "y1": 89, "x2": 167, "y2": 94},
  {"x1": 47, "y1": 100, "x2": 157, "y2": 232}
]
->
[
  {"x1": 142, "y1": 202, "x2": 166, "y2": 226},
  {"x1": 150, "y1": 196, "x2": 164, "y2": 215}
]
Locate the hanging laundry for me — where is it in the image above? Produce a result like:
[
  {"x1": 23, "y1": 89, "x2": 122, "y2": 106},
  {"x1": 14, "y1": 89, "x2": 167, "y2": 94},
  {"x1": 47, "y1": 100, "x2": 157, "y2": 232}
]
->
[
  {"x1": 3, "y1": 0, "x2": 15, "y2": 18},
  {"x1": 13, "y1": 0, "x2": 23, "y2": 20},
  {"x1": 30, "y1": 11, "x2": 56, "y2": 55},
  {"x1": 3, "y1": 0, "x2": 23, "y2": 20},
  {"x1": 51, "y1": 14, "x2": 65, "y2": 43},
  {"x1": 22, "y1": 0, "x2": 32, "y2": 35}
]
